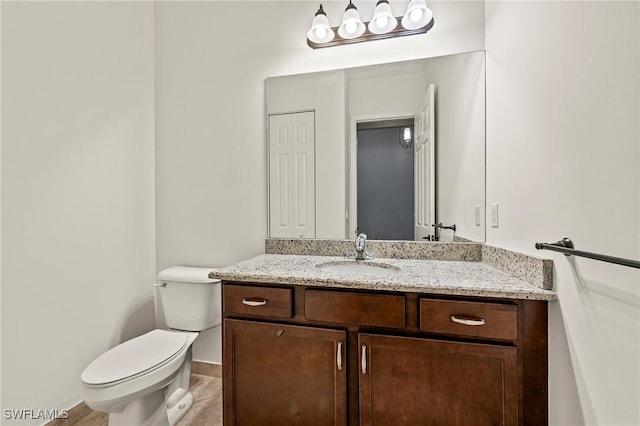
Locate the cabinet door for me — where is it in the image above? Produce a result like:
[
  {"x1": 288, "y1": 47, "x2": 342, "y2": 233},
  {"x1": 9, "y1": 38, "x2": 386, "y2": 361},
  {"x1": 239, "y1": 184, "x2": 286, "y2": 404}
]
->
[
  {"x1": 224, "y1": 319, "x2": 346, "y2": 426},
  {"x1": 359, "y1": 333, "x2": 517, "y2": 426}
]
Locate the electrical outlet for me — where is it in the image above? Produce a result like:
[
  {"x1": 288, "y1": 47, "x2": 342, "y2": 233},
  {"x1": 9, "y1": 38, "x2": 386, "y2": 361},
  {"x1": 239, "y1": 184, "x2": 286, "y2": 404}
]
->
[
  {"x1": 475, "y1": 205, "x2": 481, "y2": 226},
  {"x1": 490, "y1": 203, "x2": 499, "y2": 228}
]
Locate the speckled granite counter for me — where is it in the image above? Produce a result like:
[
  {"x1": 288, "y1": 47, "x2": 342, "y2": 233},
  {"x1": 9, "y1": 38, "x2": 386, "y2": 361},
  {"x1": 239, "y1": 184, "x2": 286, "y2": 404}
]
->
[{"x1": 210, "y1": 254, "x2": 556, "y2": 301}]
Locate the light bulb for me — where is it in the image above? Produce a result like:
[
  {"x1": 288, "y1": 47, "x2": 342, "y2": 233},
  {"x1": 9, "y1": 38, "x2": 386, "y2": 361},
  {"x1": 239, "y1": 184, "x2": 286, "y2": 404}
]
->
[
  {"x1": 375, "y1": 15, "x2": 389, "y2": 29},
  {"x1": 404, "y1": 128, "x2": 411, "y2": 140},
  {"x1": 410, "y1": 8, "x2": 423, "y2": 23},
  {"x1": 369, "y1": 0, "x2": 396, "y2": 34},
  {"x1": 307, "y1": 4, "x2": 334, "y2": 44},
  {"x1": 339, "y1": 1, "x2": 365, "y2": 39},
  {"x1": 401, "y1": 0, "x2": 432, "y2": 30}
]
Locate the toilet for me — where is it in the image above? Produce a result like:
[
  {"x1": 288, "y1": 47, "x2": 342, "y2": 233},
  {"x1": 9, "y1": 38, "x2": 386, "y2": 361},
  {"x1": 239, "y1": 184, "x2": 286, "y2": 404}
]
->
[{"x1": 80, "y1": 266, "x2": 221, "y2": 426}]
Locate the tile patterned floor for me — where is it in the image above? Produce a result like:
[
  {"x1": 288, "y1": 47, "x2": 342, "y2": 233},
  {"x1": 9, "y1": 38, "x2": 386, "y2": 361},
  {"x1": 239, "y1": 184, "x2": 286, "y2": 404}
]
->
[{"x1": 70, "y1": 374, "x2": 222, "y2": 426}]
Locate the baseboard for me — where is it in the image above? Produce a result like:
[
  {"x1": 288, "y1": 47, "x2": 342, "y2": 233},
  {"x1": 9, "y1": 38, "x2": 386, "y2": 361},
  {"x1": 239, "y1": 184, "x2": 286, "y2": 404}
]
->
[
  {"x1": 43, "y1": 401, "x2": 93, "y2": 426},
  {"x1": 192, "y1": 361, "x2": 222, "y2": 378}
]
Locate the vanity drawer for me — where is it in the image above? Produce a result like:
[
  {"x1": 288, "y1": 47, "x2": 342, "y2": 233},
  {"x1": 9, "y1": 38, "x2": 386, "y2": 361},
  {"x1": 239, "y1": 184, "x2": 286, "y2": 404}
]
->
[
  {"x1": 305, "y1": 290, "x2": 405, "y2": 328},
  {"x1": 420, "y1": 299, "x2": 518, "y2": 341},
  {"x1": 224, "y1": 284, "x2": 293, "y2": 318}
]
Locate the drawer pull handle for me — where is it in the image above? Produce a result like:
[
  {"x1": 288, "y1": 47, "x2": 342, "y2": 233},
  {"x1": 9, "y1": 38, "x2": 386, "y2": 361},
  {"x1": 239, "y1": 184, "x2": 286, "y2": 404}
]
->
[
  {"x1": 337, "y1": 342, "x2": 343, "y2": 371},
  {"x1": 450, "y1": 315, "x2": 486, "y2": 326},
  {"x1": 361, "y1": 344, "x2": 367, "y2": 374},
  {"x1": 242, "y1": 298, "x2": 268, "y2": 307}
]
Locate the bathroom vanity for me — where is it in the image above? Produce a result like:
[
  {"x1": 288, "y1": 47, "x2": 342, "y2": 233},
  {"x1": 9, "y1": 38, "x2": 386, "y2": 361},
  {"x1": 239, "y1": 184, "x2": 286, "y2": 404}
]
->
[{"x1": 213, "y1": 246, "x2": 554, "y2": 426}]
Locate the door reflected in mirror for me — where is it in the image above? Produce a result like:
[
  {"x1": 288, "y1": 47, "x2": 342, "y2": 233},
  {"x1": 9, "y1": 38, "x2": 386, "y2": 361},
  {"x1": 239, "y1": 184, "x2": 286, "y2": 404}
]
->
[{"x1": 266, "y1": 50, "x2": 485, "y2": 242}]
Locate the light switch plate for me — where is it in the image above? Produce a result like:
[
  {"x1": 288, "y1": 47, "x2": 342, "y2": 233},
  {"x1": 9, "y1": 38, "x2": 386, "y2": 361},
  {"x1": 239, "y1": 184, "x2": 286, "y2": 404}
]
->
[
  {"x1": 475, "y1": 205, "x2": 481, "y2": 226},
  {"x1": 490, "y1": 203, "x2": 499, "y2": 228}
]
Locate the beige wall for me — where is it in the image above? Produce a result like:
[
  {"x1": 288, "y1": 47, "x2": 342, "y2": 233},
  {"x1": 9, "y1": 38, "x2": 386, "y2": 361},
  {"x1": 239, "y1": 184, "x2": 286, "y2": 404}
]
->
[
  {"x1": 485, "y1": 2, "x2": 639, "y2": 424},
  {"x1": 1, "y1": 2, "x2": 156, "y2": 424}
]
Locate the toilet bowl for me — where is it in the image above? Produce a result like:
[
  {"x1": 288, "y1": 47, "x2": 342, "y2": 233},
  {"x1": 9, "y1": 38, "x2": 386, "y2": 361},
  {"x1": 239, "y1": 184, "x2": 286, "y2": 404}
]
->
[{"x1": 81, "y1": 267, "x2": 221, "y2": 426}]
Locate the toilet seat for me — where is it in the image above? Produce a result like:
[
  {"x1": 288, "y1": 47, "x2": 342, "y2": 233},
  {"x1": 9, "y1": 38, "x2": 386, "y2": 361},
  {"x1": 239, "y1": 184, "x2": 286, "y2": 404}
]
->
[{"x1": 82, "y1": 330, "x2": 188, "y2": 387}]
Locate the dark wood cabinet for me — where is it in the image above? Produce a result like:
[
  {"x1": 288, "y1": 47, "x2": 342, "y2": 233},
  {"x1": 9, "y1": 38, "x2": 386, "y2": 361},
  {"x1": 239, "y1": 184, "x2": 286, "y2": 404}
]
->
[
  {"x1": 223, "y1": 319, "x2": 347, "y2": 426},
  {"x1": 222, "y1": 282, "x2": 548, "y2": 426},
  {"x1": 359, "y1": 333, "x2": 518, "y2": 426}
]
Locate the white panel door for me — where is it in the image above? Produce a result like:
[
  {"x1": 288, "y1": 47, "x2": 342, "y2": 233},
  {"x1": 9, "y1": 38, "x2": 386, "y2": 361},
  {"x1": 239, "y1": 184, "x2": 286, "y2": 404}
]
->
[
  {"x1": 415, "y1": 143, "x2": 426, "y2": 239},
  {"x1": 269, "y1": 112, "x2": 315, "y2": 238},
  {"x1": 415, "y1": 84, "x2": 435, "y2": 240}
]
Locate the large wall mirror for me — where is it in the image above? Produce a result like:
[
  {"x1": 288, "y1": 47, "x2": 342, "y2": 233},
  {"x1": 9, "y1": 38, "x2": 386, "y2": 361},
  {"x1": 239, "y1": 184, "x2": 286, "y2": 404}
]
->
[{"x1": 266, "y1": 50, "x2": 486, "y2": 242}]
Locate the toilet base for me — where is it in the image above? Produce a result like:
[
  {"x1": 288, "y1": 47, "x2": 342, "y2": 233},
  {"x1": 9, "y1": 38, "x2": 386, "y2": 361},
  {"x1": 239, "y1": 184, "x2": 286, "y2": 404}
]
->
[
  {"x1": 167, "y1": 391, "x2": 194, "y2": 425},
  {"x1": 165, "y1": 346, "x2": 194, "y2": 425},
  {"x1": 108, "y1": 388, "x2": 169, "y2": 426}
]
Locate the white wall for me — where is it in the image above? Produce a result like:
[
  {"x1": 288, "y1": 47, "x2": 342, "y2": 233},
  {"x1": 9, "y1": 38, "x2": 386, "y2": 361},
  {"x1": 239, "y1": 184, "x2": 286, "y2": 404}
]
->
[
  {"x1": 349, "y1": 69, "x2": 426, "y2": 117},
  {"x1": 1, "y1": 2, "x2": 156, "y2": 424},
  {"x1": 154, "y1": 0, "x2": 485, "y2": 363},
  {"x1": 0, "y1": 0, "x2": 4, "y2": 414},
  {"x1": 485, "y1": 2, "x2": 639, "y2": 425}
]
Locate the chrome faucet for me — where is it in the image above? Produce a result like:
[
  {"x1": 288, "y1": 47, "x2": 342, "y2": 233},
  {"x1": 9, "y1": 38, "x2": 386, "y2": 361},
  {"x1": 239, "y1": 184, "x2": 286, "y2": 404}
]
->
[{"x1": 354, "y1": 233, "x2": 370, "y2": 261}]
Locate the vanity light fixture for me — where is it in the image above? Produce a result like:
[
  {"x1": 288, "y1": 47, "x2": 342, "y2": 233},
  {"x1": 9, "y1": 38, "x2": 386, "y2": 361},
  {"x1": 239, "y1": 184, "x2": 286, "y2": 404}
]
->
[{"x1": 307, "y1": 0, "x2": 434, "y2": 49}]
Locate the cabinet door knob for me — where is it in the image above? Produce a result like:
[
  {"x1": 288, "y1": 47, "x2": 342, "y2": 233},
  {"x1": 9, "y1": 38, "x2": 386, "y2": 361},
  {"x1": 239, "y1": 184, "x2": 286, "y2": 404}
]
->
[
  {"x1": 450, "y1": 315, "x2": 486, "y2": 326},
  {"x1": 337, "y1": 342, "x2": 343, "y2": 371},
  {"x1": 242, "y1": 298, "x2": 268, "y2": 307},
  {"x1": 361, "y1": 344, "x2": 367, "y2": 374}
]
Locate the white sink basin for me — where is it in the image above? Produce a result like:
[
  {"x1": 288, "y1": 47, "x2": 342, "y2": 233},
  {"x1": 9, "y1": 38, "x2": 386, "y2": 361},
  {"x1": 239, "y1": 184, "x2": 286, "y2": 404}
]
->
[{"x1": 317, "y1": 260, "x2": 401, "y2": 275}]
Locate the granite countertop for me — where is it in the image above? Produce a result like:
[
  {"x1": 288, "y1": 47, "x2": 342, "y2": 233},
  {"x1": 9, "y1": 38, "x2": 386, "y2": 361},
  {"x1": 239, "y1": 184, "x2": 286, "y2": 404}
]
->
[{"x1": 210, "y1": 254, "x2": 556, "y2": 301}]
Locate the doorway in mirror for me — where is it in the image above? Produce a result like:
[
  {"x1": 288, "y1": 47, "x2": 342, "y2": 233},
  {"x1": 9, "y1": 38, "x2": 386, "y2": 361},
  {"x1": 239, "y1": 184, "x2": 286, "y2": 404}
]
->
[{"x1": 356, "y1": 122, "x2": 414, "y2": 240}]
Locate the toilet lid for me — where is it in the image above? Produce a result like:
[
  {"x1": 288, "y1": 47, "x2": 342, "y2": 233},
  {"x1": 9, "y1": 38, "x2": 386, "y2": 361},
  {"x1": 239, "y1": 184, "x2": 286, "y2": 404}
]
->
[{"x1": 81, "y1": 329, "x2": 188, "y2": 385}]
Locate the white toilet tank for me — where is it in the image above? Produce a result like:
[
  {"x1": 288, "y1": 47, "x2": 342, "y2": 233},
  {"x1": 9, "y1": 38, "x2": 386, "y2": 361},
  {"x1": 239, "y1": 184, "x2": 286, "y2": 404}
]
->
[{"x1": 156, "y1": 266, "x2": 222, "y2": 331}]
